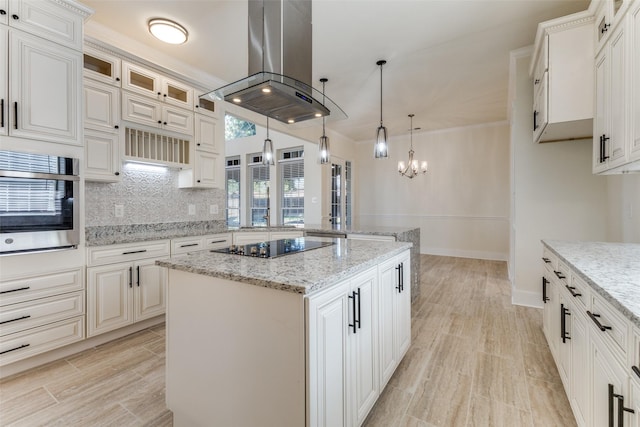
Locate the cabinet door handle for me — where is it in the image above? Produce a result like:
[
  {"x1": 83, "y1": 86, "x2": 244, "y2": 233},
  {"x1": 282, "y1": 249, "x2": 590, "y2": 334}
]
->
[
  {"x1": 395, "y1": 264, "x2": 401, "y2": 292},
  {"x1": 554, "y1": 270, "x2": 566, "y2": 279},
  {"x1": 587, "y1": 311, "x2": 612, "y2": 331},
  {"x1": 11, "y1": 14, "x2": 18, "y2": 20},
  {"x1": 0, "y1": 315, "x2": 31, "y2": 325},
  {"x1": 122, "y1": 249, "x2": 147, "y2": 255},
  {"x1": 136, "y1": 265, "x2": 140, "y2": 287},
  {"x1": 0, "y1": 286, "x2": 30, "y2": 295},
  {"x1": 208, "y1": 239, "x2": 227, "y2": 244},
  {"x1": 632, "y1": 366, "x2": 640, "y2": 380},
  {"x1": 600, "y1": 135, "x2": 604, "y2": 163},
  {"x1": 602, "y1": 135, "x2": 610, "y2": 160},
  {"x1": 533, "y1": 110, "x2": 538, "y2": 130},
  {"x1": 348, "y1": 291, "x2": 357, "y2": 334},
  {"x1": 180, "y1": 243, "x2": 198, "y2": 248},
  {"x1": 611, "y1": 385, "x2": 635, "y2": 427},
  {"x1": 542, "y1": 257, "x2": 551, "y2": 263},
  {"x1": 1, "y1": 99, "x2": 4, "y2": 128},
  {"x1": 610, "y1": 384, "x2": 615, "y2": 427},
  {"x1": 128, "y1": 266, "x2": 133, "y2": 288},
  {"x1": 565, "y1": 285, "x2": 582, "y2": 298},
  {"x1": 400, "y1": 262, "x2": 404, "y2": 292},
  {"x1": 561, "y1": 303, "x2": 571, "y2": 343},
  {"x1": 14, "y1": 102, "x2": 17, "y2": 129},
  {"x1": 0, "y1": 343, "x2": 29, "y2": 355},
  {"x1": 542, "y1": 277, "x2": 549, "y2": 303}
]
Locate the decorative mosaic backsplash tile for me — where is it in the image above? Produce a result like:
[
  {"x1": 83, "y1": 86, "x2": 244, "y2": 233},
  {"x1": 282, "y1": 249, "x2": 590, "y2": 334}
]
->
[{"x1": 85, "y1": 165, "x2": 226, "y2": 226}]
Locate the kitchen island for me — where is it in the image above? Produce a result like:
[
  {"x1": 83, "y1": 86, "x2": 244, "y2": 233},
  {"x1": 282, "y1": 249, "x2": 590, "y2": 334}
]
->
[{"x1": 157, "y1": 238, "x2": 412, "y2": 427}]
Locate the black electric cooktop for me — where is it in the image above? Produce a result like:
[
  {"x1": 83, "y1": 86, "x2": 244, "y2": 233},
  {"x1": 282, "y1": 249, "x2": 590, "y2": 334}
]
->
[{"x1": 211, "y1": 237, "x2": 334, "y2": 259}]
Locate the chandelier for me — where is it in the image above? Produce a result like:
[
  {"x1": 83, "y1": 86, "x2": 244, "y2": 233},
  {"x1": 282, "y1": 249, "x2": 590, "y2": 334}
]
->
[{"x1": 398, "y1": 114, "x2": 427, "y2": 178}]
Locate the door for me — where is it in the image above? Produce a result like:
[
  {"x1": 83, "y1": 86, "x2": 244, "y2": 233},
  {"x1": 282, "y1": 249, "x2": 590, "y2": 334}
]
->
[
  {"x1": 134, "y1": 259, "x2": 167, "y2": 321},
  {"x1": 396, "y1": 251, "x2": 411, "y2": 359},
  {"x1": 378, "y1": 256, "x2": 399, "y2": 388},
  {"x1": 87, "y1": 263, "x2": 133, "y2": 337},
  {"x1": 324, "y1": 156, "x2": 352, "y2": 227},
  {"x1": 594, "y1": 47, "x2": 610, "y2": 172},
  {"x1": 195, "y1": 114, "x2": 219, "y2": 152},
  {"x1": 350, "y1": 267, "x2": 378, "y2": 426},
  {"x1": 608, "y1": 23, "x2": 627, "y2": 168},
  {"x1": 83, "y1": 79, "x2": 120, "y2": 132},
  {"x1": 307, "y1": 281, "x2": 350, "y2": 427},
  {"x1": 591, "y1": 335, "x2": 629, "y2": 427},
  {"x1": 122, "y1": 91, "x2": 161, "y2": 128},
  {"x1": 194, "y1": 151, "x2": 221, "y2": 188},
  {"x1": 9, "y1": 29, "x2": 81, "y2": 145},
  {"x1": 84, "y1": 128, "x2": 121, "y2": 182},
  {"x1": 162, "y1": 105, "x2": 194, "y2": 135},
  {"x1": 571, "y1": 310, "x2": 589, "y2": 427}
]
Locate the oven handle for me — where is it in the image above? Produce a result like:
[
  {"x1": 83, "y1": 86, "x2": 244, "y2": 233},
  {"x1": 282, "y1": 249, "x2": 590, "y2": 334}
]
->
[{"x1": 0, "y1": 170, "x2": 80, "y2": 181}]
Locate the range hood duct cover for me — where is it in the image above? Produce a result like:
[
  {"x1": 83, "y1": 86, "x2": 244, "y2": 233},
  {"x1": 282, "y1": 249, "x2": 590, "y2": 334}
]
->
[{"x1": 203, "y1": 0, "x2": 346, "y2": 125}]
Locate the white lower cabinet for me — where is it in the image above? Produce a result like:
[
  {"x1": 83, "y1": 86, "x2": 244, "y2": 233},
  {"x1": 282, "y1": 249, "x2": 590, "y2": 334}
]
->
[
  {"x1": 308, "y1": 267, "x2": 379, "y2": 427},
  {"x1": 542, "y1": 244, "x2": 638, "y2": 427},
  {"x1": 0, "y1": 268, "x2": 85, "y2": 366},
  {"x1": 87, "y1": 241, "x2": 169, "y2": 337},
  {"x1": 630, "y1": 380, "x2": 640, "y2": 427}
]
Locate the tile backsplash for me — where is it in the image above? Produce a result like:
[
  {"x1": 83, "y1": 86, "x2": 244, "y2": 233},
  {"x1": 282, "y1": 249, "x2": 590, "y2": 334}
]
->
[{"x1": 85, "y1": 165, "x2": 226, "y2": 226}]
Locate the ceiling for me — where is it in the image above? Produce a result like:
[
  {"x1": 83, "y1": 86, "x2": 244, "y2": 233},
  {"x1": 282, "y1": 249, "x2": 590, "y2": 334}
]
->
[{"x1": 83, "y1": 0, "x2": 590, "y2": 142}]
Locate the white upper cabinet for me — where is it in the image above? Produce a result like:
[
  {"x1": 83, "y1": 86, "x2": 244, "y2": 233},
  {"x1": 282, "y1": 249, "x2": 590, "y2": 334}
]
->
[
  {"x1": 83, "y1": 78, "x2": 120, "y2": 132},
  {"x1": 0, "y1": 0, "x2": 7, "y2": 26},
  {"x1": 595, "y1": 0, "x2": 633, "y2": 54},
  {"x1": 530, "y1": 12, "x2": 594, "y2": 143},
  {"x1": 593, "y1": 0, "x2": 640, "y2": 174},
  {"x1": 195, "y1": 114, "x2": 220, "y2": 153},
  {"x1": 6, "y1": 0, "x2": 87, "y2": 50},
  {"x1": 8, "y1": 29, "x2": 81, "y2": 145},
  {"x1": 83, "y1": 46, "x2": 121, "y2": 86},
  {"x1": 122, "y1": 61, "x2": 194, "y2": 109}
]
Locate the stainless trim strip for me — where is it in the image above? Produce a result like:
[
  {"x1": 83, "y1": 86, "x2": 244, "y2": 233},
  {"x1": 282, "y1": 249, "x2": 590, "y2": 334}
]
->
[{"x1": 0, "y1": 170, "x2": 80, "y2": 181}]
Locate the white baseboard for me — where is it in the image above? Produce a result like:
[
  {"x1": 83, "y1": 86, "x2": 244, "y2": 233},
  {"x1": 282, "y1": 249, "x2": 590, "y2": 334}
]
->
[
  {"x1": 0, "y1": 316, "x2": 165, "y2": 379},
  {"x1": 421, "y1": 247, "x2": 508, "y2": 262},
  {"x1": 512, "y1": 289, "x2": 543, "y2": 308}
]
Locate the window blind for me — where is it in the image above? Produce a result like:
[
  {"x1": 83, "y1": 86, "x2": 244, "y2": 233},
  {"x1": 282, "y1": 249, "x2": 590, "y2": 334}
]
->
[
  {"x1": 280, "y1": 158, "x2": 304, "y2": 225},
  {"x1": 249, "y1": 163, "x2": 270, "y2": 226}
]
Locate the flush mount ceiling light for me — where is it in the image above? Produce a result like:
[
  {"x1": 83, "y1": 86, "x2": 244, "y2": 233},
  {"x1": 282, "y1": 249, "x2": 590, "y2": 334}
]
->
[
  {"x1": 319, "y1": 78, "x2": 330, "y2": 165},
  {"x1": 374, "y1": 60, "x2": 389, "y2": 159},
  {"x1": 148, "y1": 18, "x2": 188, "y2": 45},
  {"x1": 398, "y1": 114, "x2": 428, "y2": 179}
]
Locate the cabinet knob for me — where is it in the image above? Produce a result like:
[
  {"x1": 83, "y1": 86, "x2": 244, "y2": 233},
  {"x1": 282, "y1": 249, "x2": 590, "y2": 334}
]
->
[
  {"x1": 0, "y1": 10, "x2": 6, "y2": 15},
  {"x1": 114, "y1": 125, "x2": 119, "y2": 129},
  {"x1": 163, "y1": 122, "x2": 167, "y2": 125},
  {"x1": 163, "y1": 94, "x2": 167, "y2": 97},
  {"x1": 197, "y1": 143, "x2": 201, "y2": 146},
  {"x1": 534, "y1": 79, "x2": 540, "y2": 85},
  {"x1": 12, "y1": 14, "x2": 18, "y2": 20},
  {"x1": 601, "y1": 23, "x2": 610, "y2": 34},
  {"x1": 115, "y1": 172, "x2": 120, "y2": 176},
  {"x1": 157, "y1": 120, "x2": 162, "y2": 124},
  {"x1": 157, "y1": 92, "x2": 161, "y2": 95},
  {"x1": 195, "y1": 105, "x2": 199, "y2": 108},
  {"x1": 116, "y1": 77, "x2": 120, "y2": 82},
  {"x1": 197, "y1": 180, "x2": 201, "y2": 183}
]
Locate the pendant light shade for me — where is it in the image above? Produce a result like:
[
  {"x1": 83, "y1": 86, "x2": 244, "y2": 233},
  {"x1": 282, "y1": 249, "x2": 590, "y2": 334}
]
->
[
  {"x1": 374, "y1": 60, "x2": 389, "y2": 159},
  {"x1": 262, "y1": 117, "x2": 275, "y2": 165},
  {"x1": 319, "y1": 78, "x2": 330, "y2": 164}
]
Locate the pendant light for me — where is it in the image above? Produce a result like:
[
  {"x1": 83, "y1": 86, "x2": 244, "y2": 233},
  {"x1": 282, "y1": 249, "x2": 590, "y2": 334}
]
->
[
  {"x1": 398, "y1": 114, "x2": 428, "y2": 178},
  {"x1": 374, "y1": 60, "x2": 389, "y2": 159},
  {"x1": 319, "y1": 78, "x2": 330, "y2": 164},
  {"x1": 262, "y1": 117, "x2": 275, "y2": 165}
]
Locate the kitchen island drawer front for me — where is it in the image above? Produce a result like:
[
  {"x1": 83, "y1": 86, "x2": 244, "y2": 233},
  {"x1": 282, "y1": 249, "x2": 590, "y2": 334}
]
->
[
  {"x1": 0, "y1": 291, "x2": 84, "y2": 337},
  {"x1": 590, "y1": 293, "x2": 629, "y2": 363},
  {"x1": 541, "y1": 248, "x2": 557, "y2": 272},
  {"x1": 88, "y1": 240, "x2": 170, "y2": 267},
  {"x1": 553, "y1": 260, "x2": 571, "y2": 283},
  {"x1": 171, "y1": 237, "x2": 203, "y2": 256},
  {"x1": 202, "y1": 233, "x2": 232, "y2": 250},
  {"x1": 566, "y1": 274, "x2": 590, "y2": 310},
  {"x1": 0, "y1": 316, "x2": 84, "y2": 366},
  {"x1": 0, "y1": 269, "x2": 83, "y2": 307}
]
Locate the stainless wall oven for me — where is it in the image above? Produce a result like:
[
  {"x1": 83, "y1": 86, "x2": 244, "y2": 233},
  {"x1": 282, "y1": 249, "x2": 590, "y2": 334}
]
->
[{"x1": 0, "y1": 150, "x2": 80, "y2": 255}]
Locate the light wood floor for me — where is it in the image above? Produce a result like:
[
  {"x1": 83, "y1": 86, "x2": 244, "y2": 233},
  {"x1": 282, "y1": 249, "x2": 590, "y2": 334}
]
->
[{"x1": 0, "y1": 255, "x2": 575, "y2": 427}]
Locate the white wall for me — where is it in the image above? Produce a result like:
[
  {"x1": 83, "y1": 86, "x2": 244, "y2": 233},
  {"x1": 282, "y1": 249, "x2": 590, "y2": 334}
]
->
[
  {"x1": 354, "y1": 122, "x2": 511, "y2": 260},
  {"x1": 510, "y1": 49, "x2": 611, "y2": 308},
  {"x1": 606, "y1": 174, "x2": 640, "y2": 242}
]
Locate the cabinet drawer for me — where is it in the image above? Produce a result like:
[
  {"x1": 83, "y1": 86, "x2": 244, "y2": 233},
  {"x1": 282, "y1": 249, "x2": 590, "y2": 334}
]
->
[
  {"x1": 632, "y1": 329, "x2": 640, "y2": 384},
  {"x1": 0, "y1": 269, "x2": 83, "y2": 307},
  {"x1": 171, "y1": 237, "x2": 203, "y2": 255},
  {"x1": 0, "y1": 316, "x2": 84, "y2": 366},
  {"x1": 203, "y1": 233, "x2": 232, "y2": 250},
  {"x1": 0, "y1": 291, "x2": 84, "y2": 336},
  {"x1": 541, "y1": 247, "x2": 557, "y2": 271},
  {"x1": 588, "y1": 294, "x2": 628, "y2": 363},
  {"x1": 565, "y1": 274, "x2": 590, "y2": 311},
  {"x1": 87, "y1": 240, "x2": 170, "y2": 267},
  {"x1": 553, "y1": 260, "x2": 571, "y2": 283}
]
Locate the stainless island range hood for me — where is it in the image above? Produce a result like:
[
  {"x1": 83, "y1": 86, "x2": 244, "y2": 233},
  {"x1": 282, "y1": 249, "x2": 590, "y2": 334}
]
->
[{"x1": 202, "y1": 0, "x2": 346, "y2": 124}]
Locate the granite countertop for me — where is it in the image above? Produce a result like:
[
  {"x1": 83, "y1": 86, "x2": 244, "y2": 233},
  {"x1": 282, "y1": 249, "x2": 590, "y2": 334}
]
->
[
  {"x1": 542, "y1": 240, "x2": 640, "y2": 328},
  {"x1": 85, "y1": 221, "x2": 419, "y2": 246},
  {"x1": 157, "y1": 238, "x2": 412, "y2": 295}
]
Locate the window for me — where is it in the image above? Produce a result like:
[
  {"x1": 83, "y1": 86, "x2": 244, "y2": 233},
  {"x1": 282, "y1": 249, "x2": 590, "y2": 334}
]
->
[
  {"x1": 279, "y1": 148, "x2": 304, "y2": 226},
  {"x1": 248, "y1": 154, "x2": 270, "y2": 226},
  {"x1": 225, "y1": 114, "x2": 256, "y2": 141},
  {"x1": 225, "y1": 157, "x2": 241, "y2": 227}
]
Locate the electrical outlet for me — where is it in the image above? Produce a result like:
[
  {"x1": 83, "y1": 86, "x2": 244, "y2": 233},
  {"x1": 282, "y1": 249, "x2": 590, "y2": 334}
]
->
[
  {"x1": 114, "y1": 204, "x2": 124, "y2": 218},
  {"x1": 188, "y1": 204, "x2": 196, "y2": 215},
  {"x1": 210, "y1": 204, "x2": 219, "y2": 215}
]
